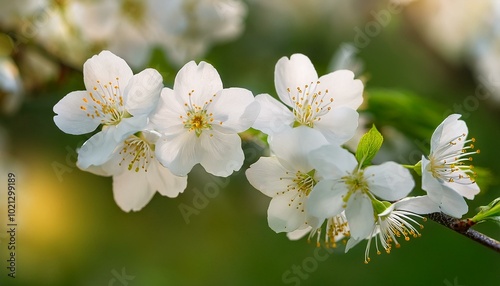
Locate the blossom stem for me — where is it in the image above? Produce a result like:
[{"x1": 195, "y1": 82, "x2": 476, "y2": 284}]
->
[{"x1": 427, "y1": 212, "x2": 500, "y2": 253}]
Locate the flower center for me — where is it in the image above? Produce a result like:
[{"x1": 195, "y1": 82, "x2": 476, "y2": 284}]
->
[
  {"x1": 118, "y1": 133, "x2": 154, "y2": 173},
  {"x1": 278, "y1": 169, "x2": 317, "y2": 214},
  {"x1": 292, "y1": 169, "x2": 317, "y2": 196},
  {"x1": 286, "y1": 81, "x2": 334, "y2": 128},
  {"x1": 342, "y1": 170, "x2": 368, "y2": 206},
  {"x1": 428, "y1": 134, "x2": 479, "y2": 184},
  {"x1": 181, "y1": 89, "x2": 220, "y2": 137},
  {"x1": 184, "y1": 110, "x2": 213, "y2": 137},
  {"x1": 80, "y1": 77, "x2": 127, "y2": 125},
  {"x1": 310, "y1": 214, "x2": 350, "y2": 248}
]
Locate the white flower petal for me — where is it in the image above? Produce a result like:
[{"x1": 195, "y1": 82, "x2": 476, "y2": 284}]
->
[
  {"x1": 269, "y1": 126, "x2": 328, "y2": 171},
  {"x1": 150, "y1": 87, "x2": 186, "y2": 135},
  {"x1": 112, "y1": 170, "x2": 156, "y2": 212},
  {"x1": 346, "y1": 192, "x2": 374, "y2": 240},
  {"x1": 268, "y1": 190, "x2": 307, "y2": 233},
  {"x1": 252, "y1": 93, "x2": 294, "y2": 135},
  {"x1": 77, "y1": 123, "x2": 139, "y2": 169},
  {"x1": 430, "y1": 114, "x2": 467, "y2": 155},
  {"x1": 439, "y1": 186, "x2": 469, "y2": 218},
  {"x1": 314, "y1": 106, "x2": 359, "y2": 145},
  {"x1": 173, "y1": 61, "x2": 223, "y2": 108},
  {"x1": 83, "y1": 50, "x2": 133, "y2": 94},
  {"x1": 316, "y1": 70, "x2": 363, "y2": 110},
  {"x1": 148, "y1": 160, "x2": 187, "y2": 198},
  {"x1": 395, "y1": 196, "x2": 440, "y2": 214},
  {"x1": 200, "y1": 132, "x2": 244, "y2": 177},
  {"x1": 365, "y1": 162, "x2": 415, "y2": 201},
  {"x1": 345, "y1": 237, "x2": 363, "y2": 253},
  {"x1": 307, "y1": 180, "x2": 347, "y2": 219},
  {"x1": 53, "y1": 91, "x2": 100, "y2": 135},
  {"x1": 245, "y1": 156, "x2": 290, "y2": 198},
  {"x1": 287, "y1": 225, "x2": 312, "y2": 241},
  {"x1": 275, "y1": 54, "x2": 318, "y2": 107},
  {"x1": 155, "y1": 131, "x2": 200, "y2": 177},
  {"x1": 124, "y1": 68, "x2": 163, "y2": 117},
  {"x1": 77, "y1": 144, "x2": 124, "y2": 176},
  {"x1": 443, "y1": 176, "x2": 480, "y2": 200},
  {"x1": 421, "y1": 157, "x2": 439, "y2": 193},
  {"x1": 309, "y1": 144, "x2": 358, "y2": 179},
  {"x1": 208, "y1": 87, "x2": 259, "y2": 133}
]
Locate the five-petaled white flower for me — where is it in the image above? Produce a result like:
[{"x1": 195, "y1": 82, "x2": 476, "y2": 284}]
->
[
  {"x1": 151, "y1": 60, "x2": 259, "y2": 177},
  {"x1": 253, "y1": 53, "x2": 364, "y2": 144},
  {"x1": 80, "y1": 129, "x2": 187, "y2": 212},
  {"x1": 345, "y1": 196, "x2": 439, "y2": 264},
  {"x1": 307, "y1": 145, "x2": 415, "y2": 240},
  {"x1": 421, "y1": 114, "x2": 480, "y2": 217},
  {"x1": 246, "y1": 127, "x2": 327, "y2": 233},
  {"x1": 53, "y1": 50, "x2": 163, "y2": 169}
]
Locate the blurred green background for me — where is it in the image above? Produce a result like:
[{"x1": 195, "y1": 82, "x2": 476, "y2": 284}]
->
[{"x1": 1, "y1": 0, "x2": 499, "y2": 285}]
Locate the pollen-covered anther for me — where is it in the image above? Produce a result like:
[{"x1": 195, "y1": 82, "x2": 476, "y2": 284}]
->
[{"x1": 119, "y1": 135, "x2": 154, "y2": 173}]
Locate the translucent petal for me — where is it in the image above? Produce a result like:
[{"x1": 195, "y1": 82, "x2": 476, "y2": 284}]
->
[
  {"x1": 307, "y1": 180, "x2": 347, "y2": 219},
  {"x1": 155, "y1": 130, "x2": 200, "y2": 177},
  {"x1": 364, "y1": 162, "x2": 415, "y2": 201},
  {"x1": 314, "y1": 106, "x2": 359, "y2": 145},
  {"x1": 316, "y1": 70, "x2": 363, "y2": 110},
  {"x1": 173, "y1": 61, "x2": 223, "y2": 108},
  {"x1": 199, "y1": 132, "x2": 244, "y2": 177},
  {"x1": 252, "y1": 93, "x2": 294, "y2": 135},
  {"x1": 53, "y1": 90, "x2": 100, "y2": 135},
  {"x1": 268, "y1": 190, "x2": 307, "y2": 233},
  {"x1": 430, "y1": 114, "x2": 467, "y2": 156},
  {"x1": 124, "y1": 68, "x2": 163, "y2": 117},
  {"x1": 245, "y1": 157, "x2": 291, "y2": 198},
  {"x1": 269, "y1": 126, "x2": 328, "y2": 172},
  {"x1": 208, "y1": 87, "x2": 259, "y2": 133},
  {"x1": 309, "y1": 145, "x2": 357, "y2": 179},
  {"x1": 275, "y1": 54, "x2": 318, "y2": 107},
  {"x1": 112, "y1": 170, "x2": 156, "y2": 212},
  {"x1": 346, "y1": 192, "x2": 374, "y2": 240},
  {"x1": 83, "y1": 50, "x2": 133, "y2": 95},
  {"x1": 148, "y1": 159, "x2": 187, "y2": 198}
]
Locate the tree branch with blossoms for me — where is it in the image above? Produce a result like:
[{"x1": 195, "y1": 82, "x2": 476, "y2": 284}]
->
[{"x1": 53, "y1": 50, "x2": 500, "y2": 265}]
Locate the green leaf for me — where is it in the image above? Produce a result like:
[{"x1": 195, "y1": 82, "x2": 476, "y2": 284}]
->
[
  {"x1": 471, "y1": 197, "x2": 500, "y2": 224},
  {"x1": 355, "y1": 124, "x2": 383, "y2": 167}
]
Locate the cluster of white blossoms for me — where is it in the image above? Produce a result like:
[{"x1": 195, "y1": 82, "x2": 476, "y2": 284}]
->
[
  {"x1": 245, "y1": 54, "x2": 481, "y2": 262},
  {"x1": 54, "y1": 50, "x2": 481, "y2": 262},
  {"x1": 53, "y1": 50, "x2": 258, "y2": 211}
]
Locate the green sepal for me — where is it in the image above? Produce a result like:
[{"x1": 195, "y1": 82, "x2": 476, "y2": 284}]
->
[{"x1": 413, "y1": 160, "x2": 422, "y2": 176}]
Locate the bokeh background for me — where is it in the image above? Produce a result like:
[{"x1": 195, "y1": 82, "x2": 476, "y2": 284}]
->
[{"x1": 1, "y1": 0, "x2": 499, "y2": 285}]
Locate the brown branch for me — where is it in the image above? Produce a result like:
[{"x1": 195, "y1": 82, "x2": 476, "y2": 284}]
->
[{"x1": 427, "y1": 212, "x2": 500, "y2": 253}]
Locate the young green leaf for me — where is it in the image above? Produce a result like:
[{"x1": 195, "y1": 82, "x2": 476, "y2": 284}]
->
[
  {"x1": 471, "y1": 197, "x2": 500, "y2": 225},
  {"x1": 355, "y1": 124, "x2": 383, "y2": 167}
]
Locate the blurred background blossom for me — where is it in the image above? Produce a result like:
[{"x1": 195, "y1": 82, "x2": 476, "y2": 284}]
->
[{"x1": 0, "y1": 0, "x2": 500, "y2": 285}]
